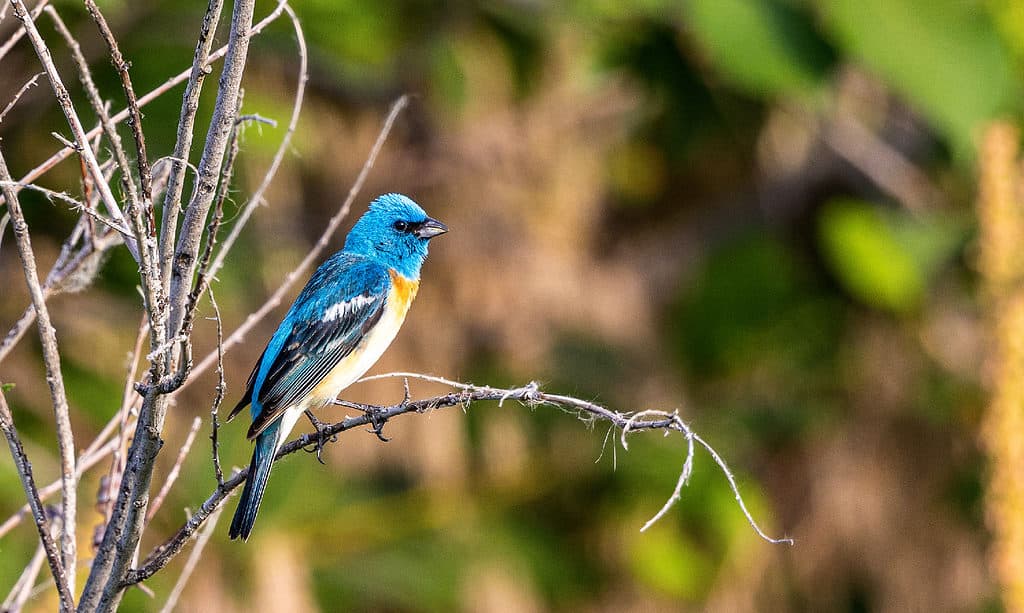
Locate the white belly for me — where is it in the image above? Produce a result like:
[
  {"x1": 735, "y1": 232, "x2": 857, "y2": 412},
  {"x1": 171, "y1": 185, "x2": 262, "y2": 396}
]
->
[{"x1": 272, "y1": 279, "x2": 414, "y2": 451}]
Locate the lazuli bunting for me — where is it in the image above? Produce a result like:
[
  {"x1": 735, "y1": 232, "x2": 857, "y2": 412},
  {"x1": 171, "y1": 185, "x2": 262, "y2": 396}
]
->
[{"x1": 227, "y1": 193, "x2": 447, "y2": 540}]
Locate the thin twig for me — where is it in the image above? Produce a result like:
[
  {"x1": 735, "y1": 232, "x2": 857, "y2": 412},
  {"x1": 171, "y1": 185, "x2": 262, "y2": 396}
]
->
[
  {"x1": 46, "y1": 5, "x2": 166, "y2": 412},
  {"x1": 44, "y1": 6, "x2": 145, "y2": 242},
  {"x1": 0, "y1": 433, "x2": 125, "y2": 540},
  {"x1": 2, "y1": 539, "x2": 46, "y2": 612},
  {"x1": 1, "y1": 507, "x2": 60, "y2": 613},
  {"x1": 0, "y1": 229, "x2": 121, "y2": 366},
  {"x1": 0, "y1": 317, "x2": 141, "y2": 540},
  {"x1": 0, "y1": 0, "x2": 49, "y2": 62},
  {"x1": 9, "y1": 0, "x2": 137, "y2": 260},
  {"x1": 0, "y1": 181, "x2": 131, "y2": 235},
  {"x1": 83, "y1": 0, "x2": 155, "y2": 208},
  {"x1": 0, "y1": 212, "x2": 8, "y2": 253},
  {"x1": 208, "y1": 290, "x2": 226, "y2": 487},
  {"x1": 96, "y1": 318, "x2": 148, "y2": 545},
  {"x1": 0, "y1": 147, "x2": 78, "y2": 601},
  {"x1": 186, "y1": 94, "x2": 408, "y2": 384},
  {"x1": 147, "y1": 417, "x2": 202, "y2": 522},
  {"x1": 0, "y1": 390, "x2": 74, "y2": 612},
  {"x1": 0, "y1": 72, "x2": 43, "y2": 124},
  {"x1": 690, "y1": 433, "x2": 790, "y2": 544}
]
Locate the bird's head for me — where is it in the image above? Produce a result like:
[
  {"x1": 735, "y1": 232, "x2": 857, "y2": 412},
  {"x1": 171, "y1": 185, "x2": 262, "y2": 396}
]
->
[{"x1": 344, "y1": 193, "x2": 448, "y2": 278}]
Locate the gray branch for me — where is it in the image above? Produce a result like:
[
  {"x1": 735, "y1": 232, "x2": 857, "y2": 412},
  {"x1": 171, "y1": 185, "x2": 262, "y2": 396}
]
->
[
  {"x1": 78, "y1": 0, "x2": 256, "y2": 609},
  {"x1": 0, "y1": 385, "x2": 74, "y2": 611},
  {"x1": 159, "y1": 0, "x2": 226, "y2": 299},
  {"x1": 0, "y1": 144, "x2": 78, "y2": 604}
]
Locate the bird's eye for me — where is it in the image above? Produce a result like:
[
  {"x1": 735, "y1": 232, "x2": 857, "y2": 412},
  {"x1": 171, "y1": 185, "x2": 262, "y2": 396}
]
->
[{"x1": 393, "y1": 221, "x2": 409, "y2": 232}]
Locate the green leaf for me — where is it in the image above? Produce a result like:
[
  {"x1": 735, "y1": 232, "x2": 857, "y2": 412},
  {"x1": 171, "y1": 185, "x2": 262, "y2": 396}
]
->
[
  {"x1": 821, "y1": 0, "x2": 1018, "y2": 154},
  {"x1": 686, "y1": 0, "x2": 834, "y2": 96},
  {"x1": 0, "y1": 383, "x2": 13, "y2": 393},
  {"x1": 818, "y1": 199, "x2": 963, "y2": 313}
]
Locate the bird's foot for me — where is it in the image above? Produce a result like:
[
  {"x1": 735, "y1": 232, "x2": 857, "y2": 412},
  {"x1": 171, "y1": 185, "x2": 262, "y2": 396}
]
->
[
  {"x1": 303, "y1": 410, "x2": 337, "y2": 464},
  {"x1": 364, "y1": 407, "x2": 391, "y2": 443},
  {"x1": 360, "y1": 377, "x2": 413, "y2": 442},
  {"x1": 332, "y1": 399, "x2": 392, "y2": 442}
]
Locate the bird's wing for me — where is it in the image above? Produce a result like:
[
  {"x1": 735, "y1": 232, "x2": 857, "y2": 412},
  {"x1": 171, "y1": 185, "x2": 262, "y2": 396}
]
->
[{"x1": 231, "y1": 256, "x2": 390, "y2": 439}]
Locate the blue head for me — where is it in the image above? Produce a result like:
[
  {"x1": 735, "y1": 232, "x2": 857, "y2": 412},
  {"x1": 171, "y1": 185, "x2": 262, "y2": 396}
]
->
[{"x1": 343, "y1": 193, "x2": 448, "y2": 278}]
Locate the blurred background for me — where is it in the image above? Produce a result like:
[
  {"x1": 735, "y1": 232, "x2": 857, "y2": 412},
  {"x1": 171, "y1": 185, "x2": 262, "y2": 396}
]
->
[{"x1": 1, "y1": 0, "x2": 1020, "y2": 610}]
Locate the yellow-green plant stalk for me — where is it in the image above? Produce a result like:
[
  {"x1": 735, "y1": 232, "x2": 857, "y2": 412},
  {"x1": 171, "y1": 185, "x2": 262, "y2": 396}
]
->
[{"x1": 978, "y1": 122, "x2": 1024, "y2": 612}]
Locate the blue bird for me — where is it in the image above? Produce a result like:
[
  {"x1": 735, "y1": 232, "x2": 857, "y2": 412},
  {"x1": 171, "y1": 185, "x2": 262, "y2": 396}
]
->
[{"x1": 227, "y1": 193, "x2": 447, "y2": 540}]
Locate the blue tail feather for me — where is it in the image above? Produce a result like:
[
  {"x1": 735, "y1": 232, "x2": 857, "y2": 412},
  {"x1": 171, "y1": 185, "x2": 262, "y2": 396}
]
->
[{"x1": 229, "y1": 421, "x2": 279, "y2": 541}]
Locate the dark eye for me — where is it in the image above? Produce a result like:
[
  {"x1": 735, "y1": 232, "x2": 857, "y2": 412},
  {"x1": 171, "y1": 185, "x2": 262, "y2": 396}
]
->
[{"x1": 393, "y1": 221, "x2": 409, "y2": 232}]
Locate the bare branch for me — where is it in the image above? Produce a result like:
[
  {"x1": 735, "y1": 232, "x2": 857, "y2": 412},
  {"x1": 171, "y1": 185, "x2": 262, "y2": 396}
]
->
[
  {"x1": 82, "y1": 0, "x2": 155, "y2": 208},
  {"x1": 0, "y1": 71, "x2": 43, "y2": 124},
  {"x1": 165, "y1": 0, "x2": 256, "y2": 351},
  {"x1": 0, "y1": 156, "x2": 121, "y2": 365},
  {"x1": 0, "y1": 230, "x2": 121, "y2": 366},
  {"x1": 2, "y1": 539, "x2": 47, "y2": 612},
  {"x1": 43, "y1": 8, "x2": 167, "y2": 426},
  {"x1": 159, "y1": 0, "x2": 226, "y2": 298},
  {"x1": 8, "y1": 0, "x2": 138, "y2": 260},
  {"x1": 125, "y1": 377, "x2": 790, "y2": 586},
  {"x1": 168, "y1": 94, "x2": 248, "y2": 393},
  {"x1": 0, "y1": 390, "x2": 74, "y2": 612},
  {"x1": 95, "y1": 320, "x2": 147, "y2": 548},
  {"x1": 0, "y1": 432, "x2": 124, "y2": 541},
  {"x1": 362, "y1": 373, "x2": 792, "y2": 543},
  {"x1": 82, "y1": 0, "x2": 257, "y2": 607},
  {"x1": 0, "y1": 0, "x2": 48, "y2": 62},
  {"x1": 44, "y1": 7, "x2": 144, "y2": 237},
  {"x1": 208, "y1": 289, "x2": 226, "y2": 487},
  {"x1": 689, "y1": 432, "x2": 791, "y2": 544},
  {"x1": 0, "y1": 147, "x2": 78, "y2": 599},
  {"x1": 0, "y1": 181, "x2": 131, "y2": 235}
]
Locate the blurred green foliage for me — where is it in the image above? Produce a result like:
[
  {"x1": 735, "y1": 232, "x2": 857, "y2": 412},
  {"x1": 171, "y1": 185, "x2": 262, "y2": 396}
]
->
[
  {"x1": 686, "y1": 0, "x2": 835, "y2": 96},
  {"x1": 818, "y1": 199, "x2": 965, "y2": 312}
]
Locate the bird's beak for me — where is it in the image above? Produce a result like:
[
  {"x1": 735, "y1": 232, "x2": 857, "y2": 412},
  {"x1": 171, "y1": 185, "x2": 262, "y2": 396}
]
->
[{"x1": 415, "y1": 217, "x2": 448, "y2": 239}]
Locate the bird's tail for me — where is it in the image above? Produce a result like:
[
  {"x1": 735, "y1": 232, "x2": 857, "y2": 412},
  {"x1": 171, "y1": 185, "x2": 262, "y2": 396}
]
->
[{"x1": 229, "y1": 421, "x2": 280, "y2": 541}]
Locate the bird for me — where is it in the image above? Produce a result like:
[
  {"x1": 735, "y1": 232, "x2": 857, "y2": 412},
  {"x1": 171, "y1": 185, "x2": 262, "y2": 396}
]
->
[{"x1": 226, "y1": 193, "x2": 447, "y2": 541}]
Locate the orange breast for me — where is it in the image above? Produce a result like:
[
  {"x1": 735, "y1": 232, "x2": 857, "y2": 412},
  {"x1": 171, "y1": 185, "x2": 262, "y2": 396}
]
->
[{"x1": 388, "y1": 269, "x2": 419, "y2": 314}]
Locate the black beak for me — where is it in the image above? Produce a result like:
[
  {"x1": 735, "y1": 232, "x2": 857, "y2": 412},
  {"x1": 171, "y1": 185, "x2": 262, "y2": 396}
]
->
[{"x1": 415, "y1": 217, "x2": 448, "y2": 239}]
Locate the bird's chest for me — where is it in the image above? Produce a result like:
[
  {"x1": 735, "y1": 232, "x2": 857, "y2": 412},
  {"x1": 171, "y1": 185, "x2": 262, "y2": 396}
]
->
[{"x1": 307, "y1": 272, "x2": 419, "y2": 406}]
